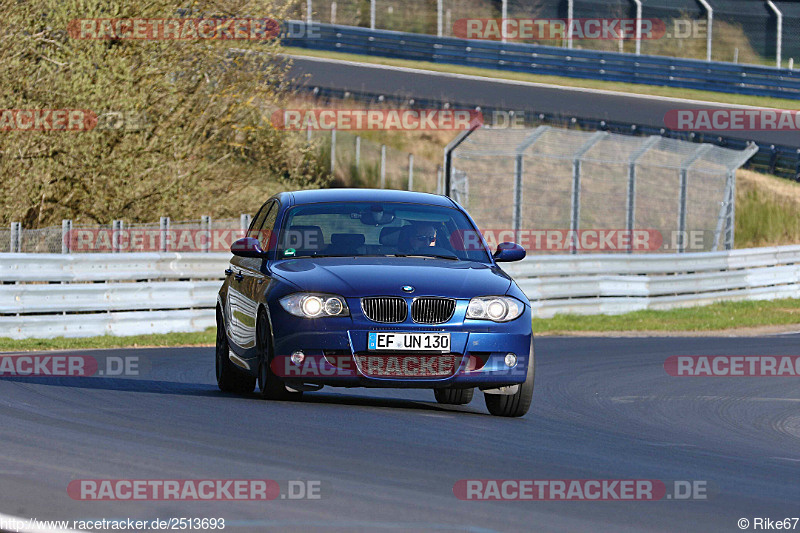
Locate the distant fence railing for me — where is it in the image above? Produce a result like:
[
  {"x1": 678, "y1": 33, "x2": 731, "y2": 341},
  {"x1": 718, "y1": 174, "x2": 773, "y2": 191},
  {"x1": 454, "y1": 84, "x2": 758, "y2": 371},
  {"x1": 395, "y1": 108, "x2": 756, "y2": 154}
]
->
[
  {"x1": 282, "y1": 22, "x2": 800, "y2": 99},
  {"x1": 296, "y1": 85, "x2": 800, "y2": 182},
  {"x1": 1, "y1": 246, "x2": 799, "y2": 339}
]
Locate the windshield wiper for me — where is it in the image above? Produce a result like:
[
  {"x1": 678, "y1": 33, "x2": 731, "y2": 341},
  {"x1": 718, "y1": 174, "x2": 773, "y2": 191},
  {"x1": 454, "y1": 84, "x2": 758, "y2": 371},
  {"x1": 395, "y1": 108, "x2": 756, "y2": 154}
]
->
[{"x1": 390, "y1": 253, "x2": 460, "y2": 261}]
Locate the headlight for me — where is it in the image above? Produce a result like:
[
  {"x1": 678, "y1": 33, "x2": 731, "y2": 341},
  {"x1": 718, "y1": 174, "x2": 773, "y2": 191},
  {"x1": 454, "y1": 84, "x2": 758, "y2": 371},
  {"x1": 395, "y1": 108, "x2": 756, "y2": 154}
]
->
[
  {"x1": 280, "y1": 293, "x2": 350, "y2": 318},
  {"x1": 465, "y1": 296, "x2": 523, "y2": 322}
]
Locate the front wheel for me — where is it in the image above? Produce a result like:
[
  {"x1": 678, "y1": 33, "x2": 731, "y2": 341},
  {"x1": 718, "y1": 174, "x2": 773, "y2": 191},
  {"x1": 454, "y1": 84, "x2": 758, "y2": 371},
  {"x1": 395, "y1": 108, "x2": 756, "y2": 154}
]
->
[
  {"x1": 484, "y1": 342, "x2": 535, "y2": 417},
  {"x1": 434, "y1": 387, "x2": 474, "y2": 405},
  {"x1": 256, "y1": 311, "x2": 303, "y2": 401},
  {"x1": 216, "y1": 309, "x2": 256, "y2": 394}
]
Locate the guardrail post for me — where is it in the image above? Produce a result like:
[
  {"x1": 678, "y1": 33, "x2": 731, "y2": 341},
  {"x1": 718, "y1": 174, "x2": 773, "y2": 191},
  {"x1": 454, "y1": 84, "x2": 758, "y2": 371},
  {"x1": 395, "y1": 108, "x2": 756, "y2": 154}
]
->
[
  {"x1": 330, "y1": 128, "x2": 336, "y2": 174},
  {"x1": 407, "y1": 153, "x2": 414, "y2": 191},
  {"x1": 10, "y1": 222, "x2": 21, "y2": 253},
  {"x1": 61, "y1": 219, "x2": 72, "y2": 254},
  {"x1": 112, "y1": 219, "x2": 124, "y2": 253},
  {"x1": 201, "y1": 215, "x2": 211, "y2": 253},
  {"x1": 160, "y1": 216, "x2": 170, "y2": 252},
  {"x1": 380, "y1": 144, "x2": 386, "y2": 188}
]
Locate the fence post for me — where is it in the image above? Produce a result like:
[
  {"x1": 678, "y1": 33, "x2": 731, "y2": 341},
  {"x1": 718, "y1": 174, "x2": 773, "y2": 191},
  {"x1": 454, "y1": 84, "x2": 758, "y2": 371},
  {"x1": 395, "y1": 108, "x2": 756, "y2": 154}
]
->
[
  {"x1": 626, "y1": 136, "x2": 659, "y2": 253},
  {"x1": 767, "y1": 1, "x2": 782, "y2": 67},
  {"x1": 725, "y1": 170, "x2": 736, "y2": 250},
  {"x1": 10, "y1": 222, "x2": 21, "y2": 253},
  {"x1": 501, "y1": 0, "x2": 508, "y2": 43},
  {"x1": 330, "y1": 128, "x2": 336, "y2": 174},
  {"x1": 407, "y1": 154, "x2": 414, "y2": 191},
  {"x1": 633, "y1": 0, "x2": 642, "y2": 55},
  {"x1": 437, "y1": 0, "x2": 442, "y2": 37},
  {"x1": 112, "y1": 219, "x2": 124, "y2": 253},
  {"x1": 201, "y1": 215, "x2": 211, "y2": 253},
  {"x1": 306, "y1": 0, "x2": 312, "y2": 24},
  {"x1": 677, "y1": 144, "x2": 712, "y2": 253},
  {"x1": 355, "y1": 135, "x2": 361, "y2": 171},
  {"x1": 330, "y1": 1, "x2": 336, "y2": 24},
  {"x1": 370, "y1": 0, "x2": 375, "y2": 30},
  {"x1": 436, "y1": 166, "x2": 443, "y2": 194},
  {"x1": 61, "y1": 219, "x2": 72, "y2": 254},
  {"x1": 698, "y1": 0, "x2": 713, "y2": 61},
  {"x1": 160, "y1": 216, "x2": 170, "y2": 252},
  {"x1": 566, "y1": 0, "x2": 573, "y2": 49},
  {"x1": 240, "y1": 213, "x2": 251, "y2": 237},
  {"x1": 380, "y1": 144, "x2": 386, "y2": 188},
  {"x1": 569, "y1": 131, "x2": 607, "y2": 254}
]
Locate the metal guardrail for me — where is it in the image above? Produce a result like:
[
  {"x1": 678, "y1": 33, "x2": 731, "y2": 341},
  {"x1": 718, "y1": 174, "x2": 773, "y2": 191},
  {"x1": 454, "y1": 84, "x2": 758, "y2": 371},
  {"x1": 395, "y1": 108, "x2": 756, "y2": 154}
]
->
[
  {"x1": 1, "y1": 247, "x2": 799, "y2": 338},
  {"x1": 503, "y1": 244, "x2": 800, "y2": 318},
  {"x1": 282, "y1": 22, "x2": 800, "y2": 99}
]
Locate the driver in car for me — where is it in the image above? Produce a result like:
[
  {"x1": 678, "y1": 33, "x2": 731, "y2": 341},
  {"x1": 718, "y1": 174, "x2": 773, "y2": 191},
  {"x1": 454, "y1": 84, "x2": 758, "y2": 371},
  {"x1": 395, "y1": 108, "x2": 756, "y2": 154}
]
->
[{"x1": 399, "y1": 223, "x2": 439, "y2": 254}]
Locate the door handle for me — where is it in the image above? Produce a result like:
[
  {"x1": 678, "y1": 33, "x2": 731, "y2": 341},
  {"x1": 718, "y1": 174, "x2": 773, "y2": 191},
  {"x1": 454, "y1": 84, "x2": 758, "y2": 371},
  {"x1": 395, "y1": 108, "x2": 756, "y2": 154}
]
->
[
  {"x1": 224, "y1": 268, "x2": 233, "y2": 276},
  {"x1": 234, "y1": 272, "x2": 244, "y2": 281}
]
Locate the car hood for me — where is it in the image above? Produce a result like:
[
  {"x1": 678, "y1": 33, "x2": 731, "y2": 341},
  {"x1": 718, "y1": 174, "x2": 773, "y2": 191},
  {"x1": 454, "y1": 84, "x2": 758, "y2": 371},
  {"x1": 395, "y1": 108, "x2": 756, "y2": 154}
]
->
[{"x1": 270, "y1": 257, "x2": 513, "y2": 298}]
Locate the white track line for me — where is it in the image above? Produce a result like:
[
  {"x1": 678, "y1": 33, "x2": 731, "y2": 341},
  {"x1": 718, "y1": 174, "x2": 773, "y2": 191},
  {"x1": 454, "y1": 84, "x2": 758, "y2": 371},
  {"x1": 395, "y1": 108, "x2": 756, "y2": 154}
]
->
[{"x1": 287, "y1": 54, "x2": 782, "y2": 111}]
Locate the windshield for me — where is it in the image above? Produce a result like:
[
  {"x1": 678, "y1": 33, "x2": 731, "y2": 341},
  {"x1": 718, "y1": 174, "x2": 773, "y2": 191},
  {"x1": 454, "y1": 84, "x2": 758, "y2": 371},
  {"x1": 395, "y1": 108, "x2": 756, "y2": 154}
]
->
[{"x1": 277, "y1": 201, "x2": 491, "y2": 263}]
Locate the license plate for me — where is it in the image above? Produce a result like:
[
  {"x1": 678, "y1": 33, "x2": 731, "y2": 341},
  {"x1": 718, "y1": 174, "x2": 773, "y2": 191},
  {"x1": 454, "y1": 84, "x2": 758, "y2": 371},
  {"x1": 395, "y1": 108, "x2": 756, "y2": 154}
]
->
[{"x1": 368, "y1": 332, "x2": 450, "y2": 352}]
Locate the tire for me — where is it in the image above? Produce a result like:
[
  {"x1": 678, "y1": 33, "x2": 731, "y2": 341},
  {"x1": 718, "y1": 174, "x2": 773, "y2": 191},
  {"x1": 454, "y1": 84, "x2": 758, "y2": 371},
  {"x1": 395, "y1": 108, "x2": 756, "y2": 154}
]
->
[
  {"x1": 256, "y1": 311, "x2": 303, "y2": 401},
  {"x1": 484, "y1": 341, "x2": 535, "y2": 418},
  {"x1": 434, "y1": 387, "x2": 474, "y2": 405},
  {"x1": 216, "y1": 309, "x2": 256, "y2": 394}
]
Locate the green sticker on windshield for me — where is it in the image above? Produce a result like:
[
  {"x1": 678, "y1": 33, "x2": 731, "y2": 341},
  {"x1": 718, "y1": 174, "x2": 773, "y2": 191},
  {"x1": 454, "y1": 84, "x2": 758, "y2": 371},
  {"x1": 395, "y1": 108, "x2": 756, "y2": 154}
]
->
[{"x1": 284, "y1": 248, "x2": 296, "y2": 257}]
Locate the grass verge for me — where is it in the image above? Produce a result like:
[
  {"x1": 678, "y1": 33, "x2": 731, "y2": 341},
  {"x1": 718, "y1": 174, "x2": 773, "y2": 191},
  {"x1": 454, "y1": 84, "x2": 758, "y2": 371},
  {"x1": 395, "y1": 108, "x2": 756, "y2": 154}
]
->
[
  {"x1": 284, "y1": 47, "x2": 800, "y2": 110},
  {"x1": 533, "y1": 298, "x2": 800, "y2": 335},
  {"x1": 0, "y1": 328, "x2": 216, "y2": 352}
]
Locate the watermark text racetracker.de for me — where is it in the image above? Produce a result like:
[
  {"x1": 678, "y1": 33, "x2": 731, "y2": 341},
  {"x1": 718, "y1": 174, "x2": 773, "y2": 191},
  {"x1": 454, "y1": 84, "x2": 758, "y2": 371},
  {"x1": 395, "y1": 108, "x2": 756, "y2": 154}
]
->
[
  {"x1": 270, "y1": 109, "x2": 483, "y2": 131},
  {"x1": 665, "y1": 109, "x2": 800, "y2": 131},
  {"x1": 452, "y1": 18, "x2": 707, "y2": 41},
  {"x1": 0, "y1": 355, "x2": 140, "y2": 377},
  {"x1": 665, "y1": 356, "x2": 800, "y2": 377},
  {"x1": 68, "y1": 479, "x2": 323, "y2": 501},
  {"x1": 453, "y1": 479, "x2": 710, "y2": 500},
  {"x1": 68, "y1": 18, "x2": 280, "y2": 40}
]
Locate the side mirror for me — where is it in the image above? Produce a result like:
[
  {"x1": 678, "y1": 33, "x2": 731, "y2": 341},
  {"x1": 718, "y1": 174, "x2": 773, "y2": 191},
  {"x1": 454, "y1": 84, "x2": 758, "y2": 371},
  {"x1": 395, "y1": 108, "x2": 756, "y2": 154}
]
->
[
  {"x1": 231, "y1": 237, "x2": 267, "y2": 258},
  {"x1": 493, "y1": 242, "x2": 526, "y2": 262}
]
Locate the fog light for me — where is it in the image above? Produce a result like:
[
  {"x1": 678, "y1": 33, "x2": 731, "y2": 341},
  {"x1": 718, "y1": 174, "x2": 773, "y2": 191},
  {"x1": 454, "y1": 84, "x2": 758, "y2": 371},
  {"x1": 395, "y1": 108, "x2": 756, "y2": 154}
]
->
[
  {"x1": 291, "y1": 351, "x2": 305, "y2": 365},
  {"x1": 504, "y1": 353, "x2": 517, "y2": 368}
]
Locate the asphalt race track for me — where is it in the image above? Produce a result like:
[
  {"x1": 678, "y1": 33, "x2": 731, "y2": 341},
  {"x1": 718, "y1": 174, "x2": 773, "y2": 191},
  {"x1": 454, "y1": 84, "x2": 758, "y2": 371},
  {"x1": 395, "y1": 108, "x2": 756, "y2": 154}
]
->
[
  {"x1": 1, "y1": 335, "x2": 799, "y2": 532},
  {"x1": 286, "y1": 56, "x2": 800, "y2": 148}
]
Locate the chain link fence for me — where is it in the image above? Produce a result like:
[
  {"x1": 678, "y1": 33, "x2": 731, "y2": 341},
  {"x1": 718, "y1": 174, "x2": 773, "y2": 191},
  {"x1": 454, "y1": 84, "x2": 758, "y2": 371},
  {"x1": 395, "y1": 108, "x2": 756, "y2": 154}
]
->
[{"x1": 448, "y1": 126, "x2": 758, "y2": 254}]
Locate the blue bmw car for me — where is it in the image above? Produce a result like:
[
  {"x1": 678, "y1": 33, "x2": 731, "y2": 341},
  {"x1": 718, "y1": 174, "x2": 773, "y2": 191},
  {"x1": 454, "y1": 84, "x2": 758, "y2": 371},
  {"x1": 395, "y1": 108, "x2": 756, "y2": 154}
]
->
[{"x1": 216, "y1": 188, "x2": 534, "y2": 417}]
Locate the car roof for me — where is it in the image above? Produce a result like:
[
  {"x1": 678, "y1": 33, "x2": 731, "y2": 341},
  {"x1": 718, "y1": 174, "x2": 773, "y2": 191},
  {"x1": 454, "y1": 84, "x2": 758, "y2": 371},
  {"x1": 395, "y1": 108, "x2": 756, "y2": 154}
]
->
[{"x1": 282, "y1": 188, "x2": 457, "y2": 208}]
